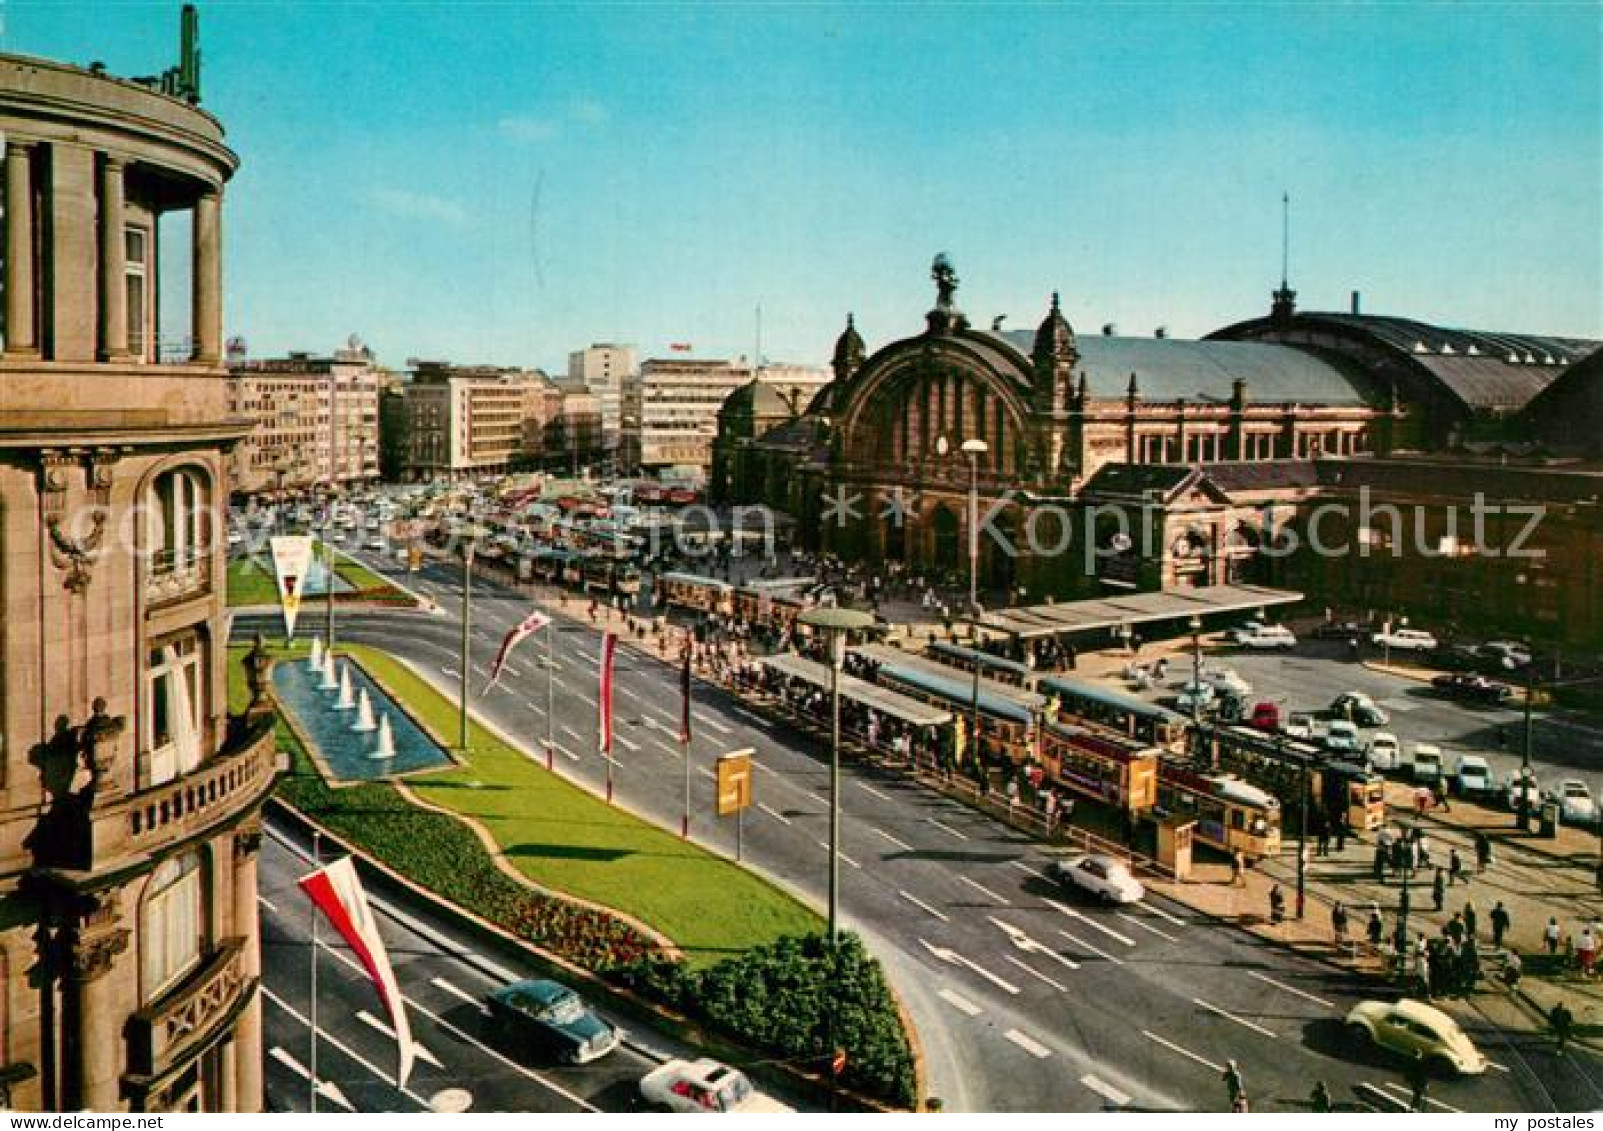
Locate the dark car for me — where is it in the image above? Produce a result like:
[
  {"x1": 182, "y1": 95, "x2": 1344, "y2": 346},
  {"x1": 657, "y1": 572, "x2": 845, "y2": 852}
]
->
[
  {"x1": 486, "y1": 978, "x2": 620, "y2": 1064},
  {"x1": 1312, "y1": 620, "x2": 1373, "y2": 641},
  {"x1": 1429, "y1": 673, "x2": 1513, "y2": 706}
]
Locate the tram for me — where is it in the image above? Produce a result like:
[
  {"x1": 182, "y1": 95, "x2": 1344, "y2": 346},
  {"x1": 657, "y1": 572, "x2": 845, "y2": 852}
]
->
[
  {"x1": 926, "y1": 642, "x2": 1035, "y2": 689},
  {"x1": 657, "y1": 572, "x2": 735, "y2": 615},
  {"x1": 1038, "y1": 675, "x2": 1188, "y2": 747},
  {"x1": 1155, "y1": 765, "x2": 1282, "y2": 858}
]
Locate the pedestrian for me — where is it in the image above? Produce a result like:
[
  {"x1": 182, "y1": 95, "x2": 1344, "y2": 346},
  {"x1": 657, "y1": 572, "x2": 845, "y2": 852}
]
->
[
  {"x1": 1269, "y1": 885, "x2": 1286, "y2": 924},
  {"x1": 1446, "y1": 912, "x2": 1466, "y2": 945},
  {"x1": 1580, "y1": 926, "x2": 1597, "y2": 978},
  {"x1": 1222, "y1": 1060, "x2": 1244, "y2": 1109},
  {"x1": 1449, "y1": 847, "x2": 1465, "y2": 886},
  {"x1": 1474, "y1": 831, "x2": 1493, "y2": 873},
  {"x1": 1415, "y1": 788, "x2": 1430, "y2": 817},
  {"x1": 1373, "y1": 844, "x2": 1388, "y2": 883},
  {"x1": 1490, "y1": 901, "x2": 1510, "y2": 950},
  {"x1": 1545, "y1": 916, "x2": 1562, "y2": 955},
  {"x1": 1464, "y1": 899, "x2": 1478, "y2": 941},
  {"x1": 1406, "y1": 1053, "x2": 1431, "y2": 1111},
  {"x1": 1431, "y1": 868, "x2": 1446, "y2": 912},
  {"x1": 1501, "y1": 950, "x2": 1523, "y2": 991},
  {"x1": 1333, "y1": 900, "x2": 1349, "y2": 946},
  {"x1": 1551, "y1": 1001, "x2": 1574, "y2": 1054},
  {"x1": 1335, "y1": 814, "x2": 1348, "y2": 853},
  {"x1": 1232, "y1": 849, "x2": 1246, "y2": 887},
  {"x1": 1367, "y1": 909, "x2": 1384, "y2": 949},
  {"x1": 1434, "y1": 779, "x2": 1451, "y2": 812},
  {"x1": 1310, "y1": 1080, "x2": 1332, "y2": 1113}
]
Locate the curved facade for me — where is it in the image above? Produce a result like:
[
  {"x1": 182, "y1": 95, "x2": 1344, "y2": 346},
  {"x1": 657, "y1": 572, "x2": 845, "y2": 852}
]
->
[{"x1": 0, "y1": 43, "x2": 275, "y2": 1112}]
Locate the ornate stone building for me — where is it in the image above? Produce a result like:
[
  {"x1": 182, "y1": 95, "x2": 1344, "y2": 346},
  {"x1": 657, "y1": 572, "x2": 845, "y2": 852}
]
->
[{"x1": 0, "y1": 21, "x2": 277, "y2": 1112}]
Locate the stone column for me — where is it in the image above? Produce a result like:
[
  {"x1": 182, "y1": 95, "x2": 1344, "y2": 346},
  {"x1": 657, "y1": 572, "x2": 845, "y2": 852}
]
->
[
  {"x1": 67, "y1": 928, "x2": 130, "y2": 1112},
  {"x1": 191, "y1": 189, "x2": 222, "y2": 363},
  {"x1": 98, "y1": 157, "x2": 130, "y2": 361},
  {"x1": 231, "y1": 824, "x2": 264, "y2": 1112},
  {"x1": 5, "y1": 140, "x2": 38, "y2": 356}
]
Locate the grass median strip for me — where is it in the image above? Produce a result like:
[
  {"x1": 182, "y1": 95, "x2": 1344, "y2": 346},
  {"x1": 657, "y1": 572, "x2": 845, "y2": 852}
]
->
[{"x1": 226, "y1": 542, "x2": 412, "y2": 608}]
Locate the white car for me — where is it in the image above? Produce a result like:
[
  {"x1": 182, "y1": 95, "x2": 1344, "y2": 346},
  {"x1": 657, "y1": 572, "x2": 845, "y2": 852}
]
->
[
  {"x1": 1553, "y1": 780, "x2": 1600, "y2": 826},
  {"x1": 1478, "y1": 641, "x2": 1532, "y2": 668},
  {"x1": 1324, "y1": 720, "x2": 1362, "y2": 757},
  {"x1": 1371, "y1": 627, "x2": 1439, "y2": 652},
  {"x1": 1206, "y1": 669, "x2": 1254, "y2": 698},
  {"x1": 1345, "y1": 998, "x2": 1487, "y2": 1076},
  {"x1": 1506, "y1": 770, "x2": 1542, "y2": 813},
  {"x1": 1284, "y1": 712, "x2": 1318, "y2": 741},
  {"x1": 1232, "y1": 623, "x2": 1297, "y2": 649},
  {"x1": 1367, "y1": 732, "x2": 1400, "y2": 772},
  {"x1": 1050, "y1": 853, "x2": 1146, "y2": 904},
  {"x1": 1408, "y1": 742, "x2": 1444, "y2": 786},
  {"x1": 1453, "y1": 754, "x2": 1493, "y2": 800},
  {"x1": 639, "y1": 1059, "x2": 793, "y2": 1113}
]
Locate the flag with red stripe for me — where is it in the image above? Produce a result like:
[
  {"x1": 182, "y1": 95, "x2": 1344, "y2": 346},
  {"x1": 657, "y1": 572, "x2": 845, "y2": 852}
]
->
[
  {"x1": 679, "y1": 644, "x2": 693, "y2": 745},
  {"x1": 598, "y1": 631, "x2": 617, "y2": 754},
  {"x1": 483, "y1": 609, "x2": 551, "y2": 694},
  {"x1": 298, "y1": 855, "x2": 418, "y2": 1087}
]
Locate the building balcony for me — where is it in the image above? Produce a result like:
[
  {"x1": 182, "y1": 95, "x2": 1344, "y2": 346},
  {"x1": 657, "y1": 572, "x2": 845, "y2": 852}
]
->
[
  {"x1": 126, "y1": 937, "x2": 251, "y2": 1082},
  {"x1": 146, "y1": 550, "x2": 212, "y2": 607}
]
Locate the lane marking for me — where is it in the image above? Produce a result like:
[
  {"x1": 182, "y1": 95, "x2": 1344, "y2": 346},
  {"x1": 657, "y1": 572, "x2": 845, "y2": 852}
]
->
[
  {"x1": 1379, "y1": 1081, "x2": 1463, "y2": 1113},
  {"x1": 757, "y1": 802, "x2": 793, "y2": 825},
  {"x1": 559, "y1": 724, "x2": 584, "y2": 743},
  {"x1": 556, "y1": 744, "x2": 581, "y2": 763},
  {"x1": 1005, "y1": 1028, "x2": 1053, "y2": 1059},
  {"x1": 917, "y1": 938, "x2": 1020, "y2": 995},
  {"x1": 1081, "y1": 1074, "x2": 1132, "y2": 1107},
  {"x1": 258, "y1": 895, "x2": 280, "y2": 914},
  {"x1": 858, "y1": 782, "x2": 893, "y2": 801},
  {"x1": 1050, "y1": 901, "x2": 1137, "y2": 946},
  {"x1": 1141, "y1": 1029, "x2": 1224, "y2": 1073},
  {"x1": 874, "y1": 827, "x2": 914, "y2": 851},
  {"x1": 1056, "y1": 929, "x2": 1125, "y2": 966},
  {"x1": 615, "y1": 733, "x2": 641, "y2": 753},
  {"x1": 736, "y1": 708, "x2": 767, "y2": 726},
  {"x1": 1003, "y1": 955, "x2": 1067, "y2": 992},
  {"x1": 814, "y1": 840, "x2": 862, "y2": 869},
  {"x1": 1007, "y1": 859, "x2": 1056, "y2": 884},
  {"x1": 1487, "y1": 1060, "x2": 1510, "y2": 1073},
  {"x1": 1117, "y1": 912, "x2": 1178, "y2": 942},
  {"x1": 988, "y1": 917, "x2": 1082, "y2": 971},
  {"x1": 926, "y1": 817, "x2": 969, "y2": 841},
  {"x1": 264, "y1": 990, "x2": 410, "y2": 1110},
  {"x1": 1192, "y1": 997, "x2": 1277, "y2": 1039},
  {"x1": 959, "y1": 876, "x2": 1011, "y2": 905},
  {"x1": 430, "y1": 975, "x2": 488, "y2": 1012},
  {"x1": 1246, "y1": 970, "x2": 1335, "y2": 1009},
  {"x1": 899, "y1": 889, "x2": 950, "y2": 922},
  {"x1": 1142, "y1": 902, "x2": 1188, "y2": 927},
  {"x1": 697, "y1": 714, "x2": 733, "y2": 736},
  {"x1": 356, "y1": 1011, "x2": 445, "y2": 1067},
  {"x1": 937, "y1": 988, "x2": 983, "y2": 1017},
  {"x1": 267, "y1": 1045, "x2": 358, "y2": 1112}
]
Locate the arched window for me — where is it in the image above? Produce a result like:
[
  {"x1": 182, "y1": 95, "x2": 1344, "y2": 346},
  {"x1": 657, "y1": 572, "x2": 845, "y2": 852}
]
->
[
  {"x1": 148, "y1": 466, "x2": 210, "y2": 577},
  {"x1": 142, "y1": 852, "x2": 205, "y2": 1001}
]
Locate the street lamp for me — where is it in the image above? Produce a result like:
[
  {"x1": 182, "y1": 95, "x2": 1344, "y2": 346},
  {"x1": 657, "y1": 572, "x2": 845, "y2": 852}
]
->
[
  {"x1": 1519, "y1": 649, "x2": 1537, "y2": 833},
  {"x1": 456, "y1": 522, "x2": 485, "y2": 751},
  {"x1": 960, "y1": 439, "x2": 989, "y2": 618},
  {"x1": 799, "y1": 606, "x2": 875, "y2": 942}
]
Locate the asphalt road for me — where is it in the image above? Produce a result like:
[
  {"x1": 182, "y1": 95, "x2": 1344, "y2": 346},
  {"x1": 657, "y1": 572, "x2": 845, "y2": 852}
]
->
[{"x1": 239, "y1": 549, "x2": 1600, "y2": 1112}]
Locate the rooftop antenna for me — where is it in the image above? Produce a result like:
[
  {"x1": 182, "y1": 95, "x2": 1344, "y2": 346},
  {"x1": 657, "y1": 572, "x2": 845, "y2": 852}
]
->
[
  {"x1": 754, "y1": 303, "x2": 763, "y2": 378},
  {"x1": 1280, "y1": 190, "x2": 1291, "y2": 290}
]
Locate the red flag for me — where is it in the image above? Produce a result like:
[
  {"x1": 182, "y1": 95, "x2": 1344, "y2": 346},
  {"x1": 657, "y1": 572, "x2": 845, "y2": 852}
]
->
[
  {"x1": 484, "y1": 609, "x2": 551, "y2": 694},
  {"x1": 599, "y1": 631, "x2": 617, "y2": 754},
  {"x1": 679, "y1": 645, "x2": 693, "y2": 745},
  {"x1": 299, "y1": 856, "x2": 418, "y2": 1087}
]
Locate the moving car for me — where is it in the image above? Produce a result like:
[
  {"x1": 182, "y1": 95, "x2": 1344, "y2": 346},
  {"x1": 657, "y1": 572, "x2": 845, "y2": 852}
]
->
[
  {"x1": 1324, "y1": 720, "x2": 1362, "y2": 757},
  {"x1": 1049, "y1": 853, "x2": 1146, "y2": 904},
  {"x1": 1453, "y1": 754, "x2": 1493, "y2": 800},
  {"x1": 639, "y1": 1059, "x2": 794, "y2": 1113},
  {"x1": 1231, "y1": 622, "x2": 1298, "y2": 649},
  {"x1": 1552, "y1": 779, "x2": 1599, "y2": 826},
  {"x1": 1330, "y1": 691, "x2": 1390, "y2": 727},
  {"x1": 1371, "y1": 627, "x2": 1439, "y2": 652},
  {"x1": 486, "y1": 978, "x2": 619, "y2": 1065},
  {"x1": 1430, "y1": 673, "x2": 1513, "y2": 706},
  {"x1": 1367, "y1": 732, "x2": 1400, "y2": 772},
  {"x1": 1345, "y1": 998, "x2": 1487, "y2": 1076}
]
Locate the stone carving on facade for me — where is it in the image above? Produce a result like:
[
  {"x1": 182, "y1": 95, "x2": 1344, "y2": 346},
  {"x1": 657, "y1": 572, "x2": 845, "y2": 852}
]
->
[
  {"x1": 36, "y1": 450, "x2": 76, "y2": 517},
  {"x1": 243, "y1": 633, "x2": 274, "y2": 716},
  {"x1": 45, "y1": 511, "x2": 108, "y2": 594},
  {"x1": 25, "y1": 701, "x2": 127, "y2": 870},
  {"x1": 233, "y1": 820, "x2": 263, "y2": 862},
  {"x1": 88, "y1": 447, "x2": 123, "y2": 507},
  {"x1": 67, "y1": 928, "x2": 130, "y2": 982}
]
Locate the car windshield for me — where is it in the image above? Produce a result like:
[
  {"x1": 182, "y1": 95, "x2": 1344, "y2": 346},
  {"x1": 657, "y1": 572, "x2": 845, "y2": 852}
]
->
[
  {"x1": 540, "y1": 993, "x2": 585, "y2": 1026},
  {"x1": 1564, "y1": 784, "x2": 1589, "y2": 798},
  {"x1": 714, "y1": 1072, "x2": 753, "y2": 1111}
]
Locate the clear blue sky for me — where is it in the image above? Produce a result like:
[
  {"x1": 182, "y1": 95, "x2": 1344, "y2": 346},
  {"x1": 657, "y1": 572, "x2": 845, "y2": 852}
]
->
[{"x1": 7, "y1": 2, "x2": 1599, "y2": 371}]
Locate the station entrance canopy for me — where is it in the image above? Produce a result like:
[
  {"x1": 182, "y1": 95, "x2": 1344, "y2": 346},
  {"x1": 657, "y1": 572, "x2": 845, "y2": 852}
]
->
[{"x1": 974, "y1": 584, "x2": 1304, "y2": 642}]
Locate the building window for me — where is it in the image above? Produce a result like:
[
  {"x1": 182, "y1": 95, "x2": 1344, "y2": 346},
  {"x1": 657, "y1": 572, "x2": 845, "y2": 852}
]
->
[
  {"x1": 142, "y1": 852, "x2": 204, "y2": 1002},
  {"x1": 149, "y1": 467, "x2": 210, "y2": 575},
  {"x1": 126, "y1": 225, "x2": 150, "y2": 360},
  {"x1": 146, "y1": 635, "x2": 203, "y2": 786}
]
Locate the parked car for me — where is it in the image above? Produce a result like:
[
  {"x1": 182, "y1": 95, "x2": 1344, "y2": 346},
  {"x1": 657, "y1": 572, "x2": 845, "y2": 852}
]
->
[
  {"x1": 1367, "y1": 732, "x2": 1401, "y2": 772},
  {"x1": 1214, "y1": 692, "x2": 1247, "y2": 724},
  {"x1": 1284, "y1": 712, "x2": 1318, "y2": 741},
  {"x1": 1552, "y1": 780, "x2": 1600, "y2": 827},
  {"x1": 1172, "y1": 681, "x2": 1216, "y2": 714},
  {"x1": 1371, "y1": 627, "x2": 1439, "y2": 652},
  {"x1": 1207, "y1": 669, "x2": 1254, "y2": 698},
  {"x1": 486, "y1": 979, "x2": 619, "y2": 1065},
  {"x1": 1407, "y1": 743, "x2": 1445, "y2": 786},
  {"x1": 1248, "y1": 701, "x2": 1281, "y2": 732},
  {"x1": 639, "y1": 1059, "x2": 793, "y2": 1113},
  {"x1": 1324, "y1": 720, "x2": 1363, "y2": 757},
  {"x1": 1050, "y1": 853, "x2": 1146, "y2": 904},
  {"x1": 1232, "y1": 623, "x2": 1298, "y2": 649},
  {"x1": 1505, "y1": 769, "x2": 1543, "y2": 813},
  {"x1": 1345, "y1": 998, "x2": 1487, "y2": 1076},
  {"x1": 1330, "y1": 691, "x2": 1390, "y2": 727},
  {"x1": 1453, "y1": 754, "x2": 1494, "y2": 800},
  {"x1": 1430, "y1": 673, "x2": 1513, "y2": 706}
]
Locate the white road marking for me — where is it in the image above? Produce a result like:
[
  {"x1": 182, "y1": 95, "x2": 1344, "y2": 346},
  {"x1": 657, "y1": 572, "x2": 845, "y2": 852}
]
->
[
  {"x1": 937, "y1": 988, "x2": 983, "y2": 1017},
  {"x1": 1081, "y1": 1074, "x2": 1132, "y2": 1107},
  {"x1": 258, "y1": 895, "x2": 280, "y2": 913},
  {"x1": 356, "y1": 1011, "x2": 444, "y2": 1067},
  {"x1": 1487, "y1": 1060, "x2": 1510, "y2": 1073},
  {"x1": 556, "y1": 744, "x2": 581, "y2": 763},
  {"x1": 1246, "y1": 970, "x2": 1335, "y2": 1008},
  {"x1": 1117, "y1": 912, "x2": 1178, "y2": 942},
  {"x1": 441, "y1": 666, "x2": 459, "y2": 678},
  {"x1": 1379, "y1": 1080, "x2": 1463, "y2": 1113},
  {"x1": 1005, "y1": 1028, "x2": 1054, "y2": 1059},
  {"x1": 1056, "y1": 928, "x2": 1125, "y2": 966},
  {"x1": 735, "y1": 707, "x2": 767, "y2": 726},
  {"x1": 814, "y1": 840, "x2": 861, "y2": 869},
  {"x1": 1192, "y1": 997, "x2": 1277, "y2": 1039},
  {"x1": 926, "y1": 817, "x2": 969, "y2": 841},
  {"x1": 430, "y1": 975, "x2": 488, "y2": 1012},
  {"x1": 874, "y1": 827, "x2": 914, "y2": 851},
  {"x1": 560, "y1": 724, "x2": 585, "y2": 743},
  {"x1": 1142, "y1": 901, "x2": 1188, "y2": 927},
  {"x1": 698, "y1": 766, "x2": 716, "y2": 780},
  {"x1": 267, "y1": 1045, "x2": 358, "y2": 1112},
  {"x1": 1003, "y1": 954, "x2": 1067, "y2": 992},
  {"x1": 899, "y1": 889, "x2": 950, "y2": 922},
  {"x1": 1141, "y1": 1029, "x2": 1224, "y2": 1073},
  {"x1": 697, "y1": 713, "x2": 733, "y2": 736},
  {"x1": 757, "y1": 802, "x2": 793, "y2": 825},
  {"x1": 1051, "y1": 901, "x2": 1137, "y2": 946},
  {"x1": 988, "y1": 917, "x2": 1083, "y2": 972},
  {"x1": 1007, "y1": 859, "x2": 1056, "y2": 884},
  {"x1": 615, "y1": 733, "x2": 641, "y2": 753},
  {"x1": 959, "y1": 876, "x2": 1011, "y2": 905},
  {"x1": 918, "y1": 938, "x2": 1020, "y2": 995},
  {"x1": 858, "y1": 782, "x2": 893, "y2": 801}
]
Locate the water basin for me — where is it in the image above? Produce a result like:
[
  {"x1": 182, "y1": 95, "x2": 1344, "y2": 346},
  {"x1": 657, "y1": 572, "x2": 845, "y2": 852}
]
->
[{"x1": 273, "y1": 656, "x2": 455, "y2": 781}]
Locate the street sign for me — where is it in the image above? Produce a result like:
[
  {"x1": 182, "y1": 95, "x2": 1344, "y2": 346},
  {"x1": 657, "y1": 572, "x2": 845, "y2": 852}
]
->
[{"x1": 716, "y1": 748, "x2": 754, "y2": 817}]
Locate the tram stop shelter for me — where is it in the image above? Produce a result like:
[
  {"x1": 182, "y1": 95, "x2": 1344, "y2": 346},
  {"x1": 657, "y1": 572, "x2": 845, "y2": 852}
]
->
[
  {"x1": 972, "y1": 584, "x2": 1304, "y2": 644},
  {"x1": 757, "y1": 653, "x2": 954, "y2": 727}
]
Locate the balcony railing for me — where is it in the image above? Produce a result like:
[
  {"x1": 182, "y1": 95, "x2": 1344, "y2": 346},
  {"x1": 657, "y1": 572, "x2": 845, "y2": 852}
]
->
[
  {"x1": 125, "y1": 717, "x2": 278, "y2": 854},
  {"x1": 146, "y1": 550, "x2": 212, "y2": 607},
  {"x1": 127, "y1": 937, "x2": 248, "y2": 1080}
]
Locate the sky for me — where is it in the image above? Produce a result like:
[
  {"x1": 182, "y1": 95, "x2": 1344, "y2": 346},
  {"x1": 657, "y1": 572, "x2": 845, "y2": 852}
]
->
[{"x1": 5, "y1": 1, "x2": 1599, "y2": 373}]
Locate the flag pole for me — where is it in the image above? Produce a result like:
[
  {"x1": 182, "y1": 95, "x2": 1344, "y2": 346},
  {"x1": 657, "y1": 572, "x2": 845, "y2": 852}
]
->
[
  {"x1": 545, "y1": 620, "x2": 555, "y2": 772},
  {"x1": 682, "y1": 645, "x2": 692, "y2": 839},
  {"x1": 309, "y1": 828, "x2": 320, "y2": 1113}
]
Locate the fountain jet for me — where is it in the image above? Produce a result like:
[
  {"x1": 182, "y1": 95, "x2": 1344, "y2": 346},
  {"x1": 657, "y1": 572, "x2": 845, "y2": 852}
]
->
[
  {"x1": 352, "y1": 687, "x2": 376, "y2": 732},
  {"x1": 370, "y1": 712, "x2": 397, "y2": 759}
]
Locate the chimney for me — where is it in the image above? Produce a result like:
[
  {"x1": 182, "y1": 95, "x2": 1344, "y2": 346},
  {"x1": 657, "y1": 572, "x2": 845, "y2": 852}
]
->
[{"x1": 1351, "y1": 290, "x2": 1362, "y2": 315}]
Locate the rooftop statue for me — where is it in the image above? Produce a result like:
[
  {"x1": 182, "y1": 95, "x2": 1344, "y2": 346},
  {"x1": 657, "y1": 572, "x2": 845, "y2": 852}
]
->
[{"x1": 932, "y1": 254, "x2": 959, "y2": 310}]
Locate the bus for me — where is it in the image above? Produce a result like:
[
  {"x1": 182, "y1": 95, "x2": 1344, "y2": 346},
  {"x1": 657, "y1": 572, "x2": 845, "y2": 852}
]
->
[
  {"x1": 1038, "y1": 675, "x2": 1188, "y2": 748},
  {"x1": 1155, "y1": 766, "x2": 1282, "y2": 859},
  {"x1": 926, "y1": 641, "x2": 1036, "y2": 689},
  {"x1": 657, "y1": 572, "x2": 734, "y2": 615}
]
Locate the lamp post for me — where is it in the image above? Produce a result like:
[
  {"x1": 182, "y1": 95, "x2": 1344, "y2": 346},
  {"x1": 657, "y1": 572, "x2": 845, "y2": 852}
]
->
[
  {"x1": 457, "y1": 523, "x2": 483, "y2": 751},
  {"x1": 799, "y1": 606, "x2": 875, "y2": 942},
  {"x1": 1519, "y1": 651, "x2": 1536, "y2": 833},
  {"x1": 961, "y1": 438, "x2": 989, "y2": 618},
  {"x1": 1293, "y1": 732, "x2": 1308, "y2": 920}
]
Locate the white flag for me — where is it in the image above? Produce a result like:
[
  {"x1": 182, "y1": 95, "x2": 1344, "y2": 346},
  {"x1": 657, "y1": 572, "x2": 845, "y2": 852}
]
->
[
  {"x1": 270, "y1": 535, "x2": 316, "y2": 639},
  {"x1": 483, "y1": 609, "x2": 552, "y2": 694}
]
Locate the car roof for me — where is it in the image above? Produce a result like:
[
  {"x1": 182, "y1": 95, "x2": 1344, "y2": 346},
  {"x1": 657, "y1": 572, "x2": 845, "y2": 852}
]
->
[
  {"x1": 1386, "y1": 997, "x2": 1463, "y2": 1033},
  {"x1": 496, "y1": 978, "x2": 573, "y2": 1007}
]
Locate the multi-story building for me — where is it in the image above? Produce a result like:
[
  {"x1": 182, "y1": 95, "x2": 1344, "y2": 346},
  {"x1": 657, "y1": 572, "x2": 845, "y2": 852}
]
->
[
  {"x1": 227, "y1": 343, "x2": 381, "y2": 494},
  {"x1": 566, "y1": 343, "x2": 636, "y2": 459},
  {"x1": 401, "y1": 362, "x2": 547, "y2": 481},
  {"x1": 0, "y1": 21, "x2": 277, "y2": 1112}
]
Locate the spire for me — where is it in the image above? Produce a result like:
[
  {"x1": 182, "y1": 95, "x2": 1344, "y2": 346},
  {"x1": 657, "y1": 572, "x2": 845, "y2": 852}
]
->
[
  {"x1": 1126, "y1": 371, "x2": 1140, "y2": 401},
  {"x1": 831, "y1": 312, "x2": 865, "y2": 383},
  {"x1": 1271, "y1": 191, "x2": 1297, "y2": 325},
  {"x1": 1033, "y1": 292, "x2": 1075, "y2": 368}
]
